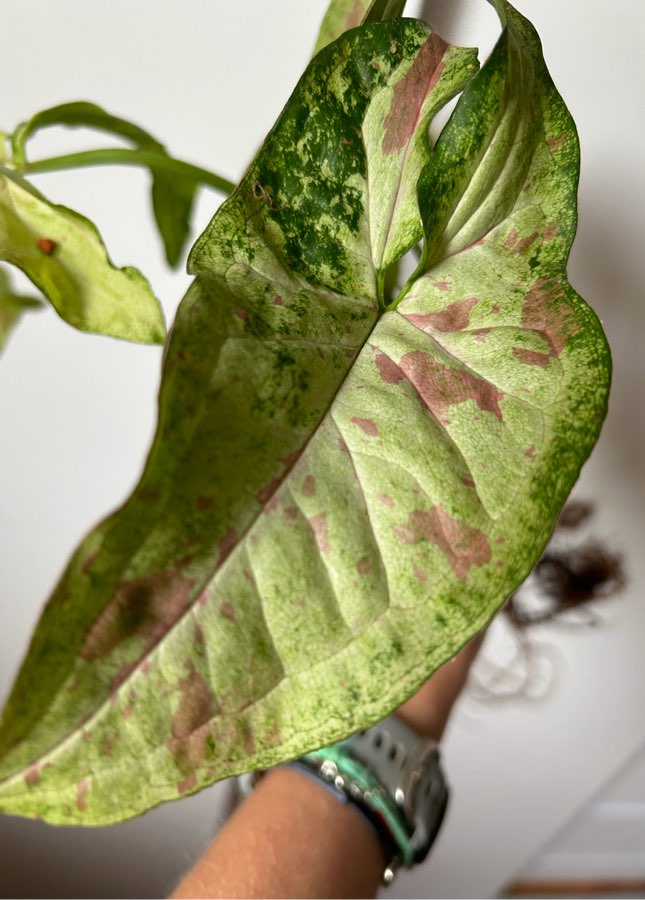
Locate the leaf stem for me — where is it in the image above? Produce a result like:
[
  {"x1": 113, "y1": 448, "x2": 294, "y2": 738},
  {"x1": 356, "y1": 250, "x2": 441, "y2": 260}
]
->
[{"x1": 20, "y1": 149, "x2": 236, "y2": 195}]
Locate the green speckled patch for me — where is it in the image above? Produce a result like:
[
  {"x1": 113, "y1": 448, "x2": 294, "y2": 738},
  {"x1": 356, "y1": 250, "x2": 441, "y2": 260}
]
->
[{"x1": 0, "y1": 4, "x2": 610, "y2": 824}]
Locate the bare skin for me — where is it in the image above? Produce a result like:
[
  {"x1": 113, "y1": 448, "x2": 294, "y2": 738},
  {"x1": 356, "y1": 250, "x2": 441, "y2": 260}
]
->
[{"x1": 172, "y1": 632, "x2": 485, "y2": 899}]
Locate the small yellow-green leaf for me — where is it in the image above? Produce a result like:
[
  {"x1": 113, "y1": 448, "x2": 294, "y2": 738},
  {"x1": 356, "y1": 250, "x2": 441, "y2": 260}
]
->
[{"x1": 0, "y1": 169, "x2": 165, "y2": 343}]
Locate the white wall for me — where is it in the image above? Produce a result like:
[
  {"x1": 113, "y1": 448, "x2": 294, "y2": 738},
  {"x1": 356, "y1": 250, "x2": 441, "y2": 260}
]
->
[{"x1": 1, "y1": 2, "x2": 643, "y2": 896}]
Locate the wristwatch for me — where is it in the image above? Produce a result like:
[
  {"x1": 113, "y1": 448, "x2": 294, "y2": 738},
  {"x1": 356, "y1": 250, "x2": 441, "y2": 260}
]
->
[{"x1": 295, "y1": 714, "x2": 449, "y2": 884}]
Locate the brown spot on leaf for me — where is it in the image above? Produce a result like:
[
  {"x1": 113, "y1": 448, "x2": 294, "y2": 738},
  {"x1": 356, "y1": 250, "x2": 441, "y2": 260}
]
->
[
  {"x1": 177, "y1": 772, "x2": 197, "y2": 795},
  {"x1": 80, "y1": 571, "x2": 195, "y2": 664},
  {"x1": 272, "y1": 295, "x2": 284, "y2": 306},
  {"x1": 351, "y1": 416, "x2": 379, "y2": 436},
  {"x1": 197, "y1": 496, "x2": 213, "y2": 511},
  {"x1": 434, "y1": 280, "x2": 451, "y2": 292},
  {"x1": 378, "y1": 493, "x2": 394, "y2": 507},
  {"x1": 25, "y1": 766, "x2": 40, "y2": 788},
  {"x1": 356, "y1": 556, "x2": 371, "y2": 575},
  {"x1": 37, "y1": 238, "x2": 56, "y2": 255},
  {"x1": 405, "y1": 297, "x2": 478, "y2": 333},
  {"x1": 395, "y1": 505, "x2": 491, "y2": 580},
  {"x1": 76, "y1": 778, "x2": 90, "y2": 812},
  {"x1": 81, "y1": 551, "x2": 98, "y2": 574},
  {"x1": 234, "y1": 308, "x2": 249, "y2": 322},
  {"x1": 302, "y1": 475, "x2": 316, "y2": 497},
  {"x1": 338, "y1": 437, "x2": 349, "y2": 454},
  {"x1": 461, "y1": 477, "x2": 475, "y2": 488},
  {"x1": 383, "y1": 33, "x2": 448, "y2": 153},
  {"x1": 292, "y1": 597, "x2": 306, "y2": 609},
  {"x1": 257, "y1": 478, "x2": 282, "y2": 505},
  {"x1": 525, "y1": 445, "x2": 536, "y2": 459},
  {"x1": 220, "y1": 601, "x2": 236, "y2": 621},
  {"x1": 284, "y1": 506, "x2": 298, "y2": 521},
  {"x1": 309, "y1": 514, "x2": 330, "y2": 554},
  {"x1": 547, "y1": 133, "x2": 566, "y2": 151}
]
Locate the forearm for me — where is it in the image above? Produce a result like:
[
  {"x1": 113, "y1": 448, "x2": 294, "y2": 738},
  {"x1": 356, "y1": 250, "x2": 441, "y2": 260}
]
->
[
  {"x1": 171, "y1": 765, "x2": 384, "y2": 899},
  {"x1": 171, "y1": 633, "x2": 484, "y2": 899}
]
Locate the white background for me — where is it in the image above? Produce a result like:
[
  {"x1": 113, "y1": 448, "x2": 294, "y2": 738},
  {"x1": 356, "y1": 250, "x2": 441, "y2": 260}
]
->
[{"x1": 0, "y1": 1, "x2": 643, "y2": 896}]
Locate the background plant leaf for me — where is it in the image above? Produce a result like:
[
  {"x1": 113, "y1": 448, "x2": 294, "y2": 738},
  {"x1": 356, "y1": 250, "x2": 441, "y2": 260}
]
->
[
  {"x1": 0, "y1": 266, "x2": 42, "y2": 354},
  {"x1": 13, "y1": 102, "x2": 200, "y2": 266},
  {"x1": 0, "y1": 167, "x2": 165, "y2": 343},
  {"x1": 0, "y1": 6, "x2": 609, "y2": 824}
]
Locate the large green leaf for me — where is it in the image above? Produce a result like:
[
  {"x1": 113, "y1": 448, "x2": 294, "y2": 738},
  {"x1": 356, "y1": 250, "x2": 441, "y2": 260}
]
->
[
  {"x1": 0, "y1": 167, "x2": 165, "y2": 343},
  {"x1": 0, "y1": 6, "x2": 609, "y2": 824}
]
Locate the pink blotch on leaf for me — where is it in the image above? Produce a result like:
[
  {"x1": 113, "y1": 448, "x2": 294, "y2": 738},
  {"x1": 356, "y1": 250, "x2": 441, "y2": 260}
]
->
[
  {"x1": 378, "y1": 493, "x2": 394, "y2": 507},
  {"x1": 513, "y1": 347, "x2": 551, "y2": 367},
  {"x1": 302, "y1": 475, "x2": 316, "y2": 497},
  {"x1": 218, "y1": 527, "x2": 238, "y2": 566},
  {"x1": 80, "y1": 571, "x2": 195, "y2": 665},
  {"x1": 351, "y1": 416, "x2": 379, "y2": 436},
  {"x1": 395, "y1": 505, "x2": 491, "y2": 581},
  {"x1": 338, "y1": 437, "x2": 350, "y2": 454},
  {"x1": 376, "y1": 353, "x2": 405, "y2": 384},
  {"x1": 520, "y1": 278, "x2": 579, "y2": 358},
  {"x1": 168, "y1": 660, "x2": 217, "y2": 772},
  {"x1": 177, "y1": 772, "x2": 197, "y2": 795},
  {"x1": 383, "y1": 33, "x2": 448, "y2": 153},
  {"x1": 76, "y1": 778, "x2": 90, "y2": 812},
  {"x1": 25, "y1": 766, "x2": 40, "y2": 788},
  {"x1": 257, "y1": 478, "x2": 282, "y2": 505},
  {"x1": 220, "y1": 601, "x2": 236, "y2": 621},
  {"x1": 309, "y1": 514, "x2": 330, "y2": 554},
  {"x1": 405, "y1": 297, "x2": 478, "y2": 333},
  {"x1": 385, "y1": 350, "x2": 504, "y2": 421},
  {"x1": 356, "y1": 556, "x2": 371, "y2": 575},
  {"x1": 344, "y1": 0, "x2": 364, "y2": 29},
  {"x1": 434, "y1": 280, "x2": 451, "y2": 292},
  {"x1": 81, "y1": 551, "x2": 98, "y2": 574},
  {"x1": 525, "y1": 445, "x2": 536, "y2": 459}
]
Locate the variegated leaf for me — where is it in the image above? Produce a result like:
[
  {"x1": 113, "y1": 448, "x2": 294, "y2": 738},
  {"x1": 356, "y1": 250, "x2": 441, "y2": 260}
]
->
[
  {"x1": 313, "y1": 0, "x2": 406, "y2": 55},
  {"x1": 0, "y1": 5, "x2": 609, "y2": 824}
]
